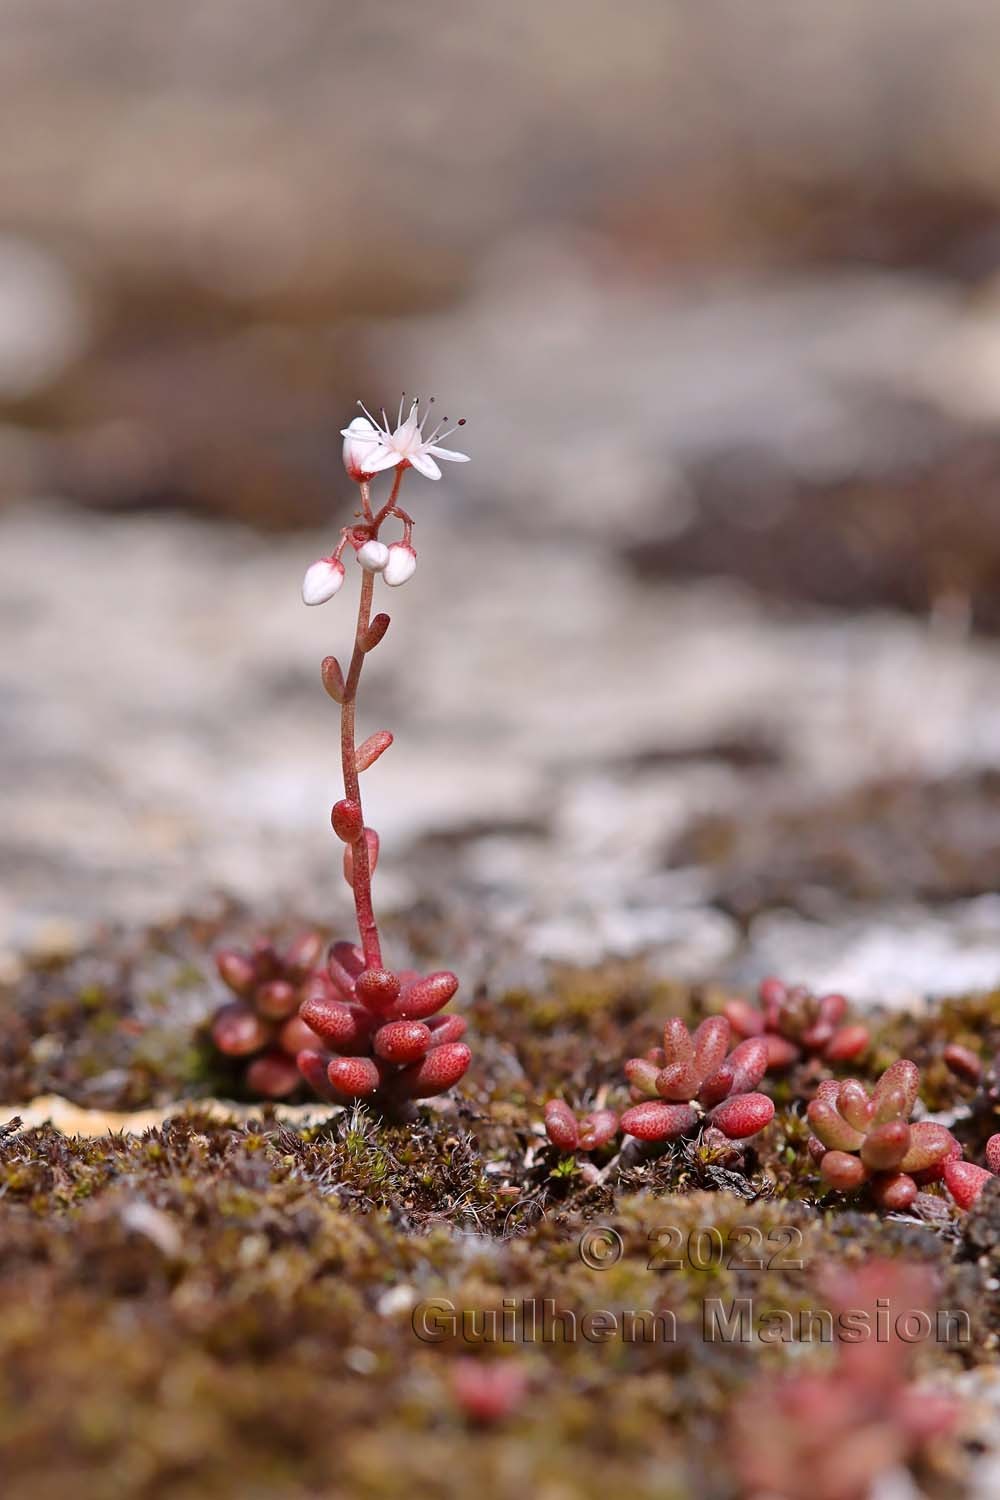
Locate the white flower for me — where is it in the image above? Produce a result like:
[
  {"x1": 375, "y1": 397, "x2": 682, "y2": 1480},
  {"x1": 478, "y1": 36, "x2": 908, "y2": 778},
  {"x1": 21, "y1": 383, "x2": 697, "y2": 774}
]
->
[
  {"x1": 302, "y1": 557, "x2": 345, "y2": 606},
  {"x1": 383, "y1": 542, "x2": 417, "y2": 587},
  {"x1": 356, "y1": 539, "x2": 389, "y2": 572},
  {"x1": 341, "y1": 398, "x2": 469, "y2": 482},
  {"x1": 342, "y1": 416, "x2": 381, "y2": 482}
]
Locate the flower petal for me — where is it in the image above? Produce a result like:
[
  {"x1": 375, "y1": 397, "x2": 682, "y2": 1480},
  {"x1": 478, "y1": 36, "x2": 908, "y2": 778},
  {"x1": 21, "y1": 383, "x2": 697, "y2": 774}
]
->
[
  {"x1": 408, "y1": 452, "x2": 442, "y2": 480},
  {"x1": 427, "y1": 445, "x2": 470, "y2": 463},
  {"x1": 363, "y1": 445, "x2": 403, "y2": 474}
]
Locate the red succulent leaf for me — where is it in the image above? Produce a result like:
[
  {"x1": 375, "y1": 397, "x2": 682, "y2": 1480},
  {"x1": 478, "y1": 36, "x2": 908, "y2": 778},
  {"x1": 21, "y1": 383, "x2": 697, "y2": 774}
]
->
[
  {"x1": 692, "y1": 1016, "x2": 731, "y2": 1080},
  {"x1": 245, "y1": 1049, "x2": 302, "y2": 1099},
  {"x1": 721, "y1": 998, "x2": 765, "y2": 1039},
  {"x1": 544, "y1": 1100, "x2": 579, "y2": 1151},
  {"x1": 389, "y1": 970, "x2": 460, "y2": 1020},
  {"x1": 727, "y1": 1037, "x2": 768, "y2": 1092},
  {"x1": 211, "y1": 1002, "x2": 270, "y2": 1058},
  {"x1": 578, "y1": 1109, "x2": 619, "y2": 1151},
  {"x1": 819, "y1": 1150, "x2": 868, "y2": 1191},
  {"x1": 869, "y1": 1172, "x2": 918, "y2": 1211},
  {"x1": 426, "y1": 1014, "x2": 467, "y2": 1047},
  {"x1": 395, "y1": 1041, "x2": 471, "y2": 1099},
  {"x1": 372, "y1": 1019, "x2": 432, "y2": 1064},
  {"x1": 354, "y1": 968, "x2": 402, "y2": 1012},
  {"x1": 986, "y1": 1134, "x2": 1000, "y2": 1175},
  {"x1": 943, "y1": 1158, "x2": 994, "y2": 1211},
  {"x1": 620, "y1": 1101, "x2": 698, "y2": 1142},
  {"x1": 709, "y1": 1091, "x2": 774, "y2": 1139},
  {"x1": 215, "y1": 949, "x2": 257, "y2": 997},
  {"x1": 327, "y1": 1055, "x2": 383, "y2": 1098},
  {"x1": 900, "y1": 1123, "x2": 958, "y2": 1177},
  {"x1": 860, "y1": 1120, "x2": 910, "y2": 1173},
  {"x1": 823, "y1": 1023, "x2": 869, "y2": 1063}
]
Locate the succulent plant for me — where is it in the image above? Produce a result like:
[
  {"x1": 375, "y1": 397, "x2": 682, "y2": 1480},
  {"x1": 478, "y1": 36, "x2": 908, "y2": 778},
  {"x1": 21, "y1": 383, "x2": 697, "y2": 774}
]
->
[
  {"x1": 296, "y1": 940, "x2": 470, "y2": 1111},
  {"x1": 294, "y1": 398, "x2": 473, "y2": 1113},
  {"x1": 620, "y1": 1017, "x2": 774, "y2": 1144},
  {"x1": 210, "y1": 932, "x2": 326, "y2": 1097},
  {"x1": 806, "y1": 1060, "x2": 959, "y2": 1210},
  {"x1": 730, "y1": 1259, "x2": 958, "y2": 1500},
  {"x1": 724, "y1": 976, "x2": 869, "y2": 1069},
  {"x1": 543, "y1": 1100, "x2": 618, "y2": 1153},
  {"x1": 942, "y1": 1132, "x2": 1000, "y2": 1210}
]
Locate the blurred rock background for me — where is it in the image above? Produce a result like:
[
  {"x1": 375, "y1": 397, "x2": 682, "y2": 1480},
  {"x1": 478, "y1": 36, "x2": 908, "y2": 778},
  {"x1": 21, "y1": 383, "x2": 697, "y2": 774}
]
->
[{"x1": 4, "y1": 0, "x2": 1000, "y2": 1001}]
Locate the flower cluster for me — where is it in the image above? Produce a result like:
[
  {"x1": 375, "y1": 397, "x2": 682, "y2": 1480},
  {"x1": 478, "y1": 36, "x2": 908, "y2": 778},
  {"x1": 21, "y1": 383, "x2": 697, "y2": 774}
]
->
[
  {"x1": 543, "y1": 1099, "x2": 619, "y2": 1153},
  {"x1": 302, "y1": 399, "x2": 469, "y2": 607},
  {"x1": 620, "y1": 1017, "x2": 775, "y2": 1143},
  {"x1": 724, "y1": 977, "x2": 869, "y2": 1069},
  {"x1": 210, "y1": 934, "x2": 325, "y2": 1097},
  {"x1": 729, "y1": 1259, "x2": 958, "y2": 1500},
  {"x1": 295, "y1": 943, "x2": 470, "y2": 1108},
  {"x1": 807, "y1": 1060, "x2": 959, "y2": 1209}
]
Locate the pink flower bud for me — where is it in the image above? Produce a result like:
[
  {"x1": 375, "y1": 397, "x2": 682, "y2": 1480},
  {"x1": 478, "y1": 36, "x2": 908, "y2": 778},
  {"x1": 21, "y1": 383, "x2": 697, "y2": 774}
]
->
[
  {"x1": 302, "y1": 557, "x2": 345, "y2": 605},
  {"x1": 383, "y1": 542, "x2": 417, "y2": 587},
  {"x1": 342, "y1": 415, "x2": 380, "y2": 482},
  {"x1": 356, "y1": 539, "x2": 389, "y2": 572}
]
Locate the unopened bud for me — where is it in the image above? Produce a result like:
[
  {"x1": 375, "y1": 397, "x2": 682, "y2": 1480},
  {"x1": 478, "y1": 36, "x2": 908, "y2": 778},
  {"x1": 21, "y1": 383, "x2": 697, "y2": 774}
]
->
[
  {"x1": 384, "y1": 542, "x2": 417, "y2": 587},
  {"x1": 356, "y1": 539, "x2": 389, "y2": 572},
  {"x1": 342, "y1": 416, "x2": 379, "y2": 482},
  {"x1": 302, "y1": 557, "x2": 345, "y2": 605}
]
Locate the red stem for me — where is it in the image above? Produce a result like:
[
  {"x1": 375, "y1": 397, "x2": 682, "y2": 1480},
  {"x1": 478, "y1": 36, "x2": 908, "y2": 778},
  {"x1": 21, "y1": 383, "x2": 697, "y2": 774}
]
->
[{"x1": 339, "y1": 469, "x2": 403, "y2": 968}]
